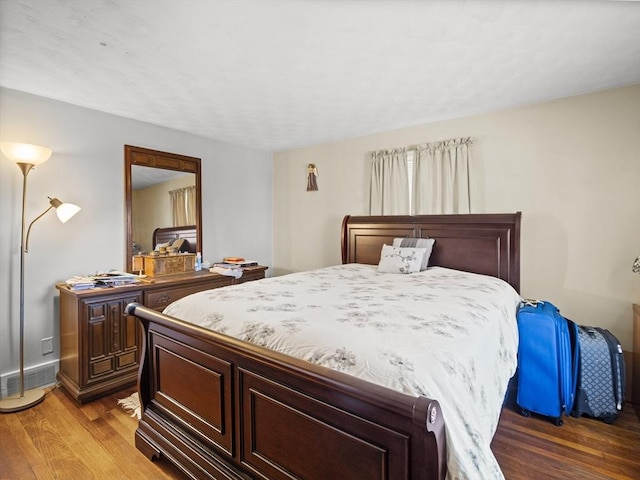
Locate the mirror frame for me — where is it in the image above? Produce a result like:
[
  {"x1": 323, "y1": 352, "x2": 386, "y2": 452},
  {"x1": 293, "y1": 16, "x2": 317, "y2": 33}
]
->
[{"x1": 124, "y1": 145, "x2": 203, "y2": 272}]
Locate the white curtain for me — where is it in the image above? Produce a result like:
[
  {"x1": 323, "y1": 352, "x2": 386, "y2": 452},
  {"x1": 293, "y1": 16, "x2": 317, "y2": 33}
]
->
[
  {"x1": 170, "y1": 186, "x2": 196, "y2": 226},
  {"x1": 413, "y1": 137, "x2": 472, "y2": 214},
  {"x1": 368, "y1": 148, "x2": 409, "y2": 215}
]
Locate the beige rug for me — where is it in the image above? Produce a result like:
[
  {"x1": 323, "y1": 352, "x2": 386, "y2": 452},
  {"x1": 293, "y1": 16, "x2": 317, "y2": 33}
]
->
[{"x1": 117, "y1": 392, "x2": 141, "y2": 419}]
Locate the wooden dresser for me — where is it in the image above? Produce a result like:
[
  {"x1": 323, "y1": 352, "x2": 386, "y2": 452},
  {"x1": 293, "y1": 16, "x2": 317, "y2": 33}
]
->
[{"x1": 56, "y1": 266, "x2": 267, "y2": 403}]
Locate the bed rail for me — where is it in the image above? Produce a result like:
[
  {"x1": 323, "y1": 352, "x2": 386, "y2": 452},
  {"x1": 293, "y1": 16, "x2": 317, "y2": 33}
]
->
[{"x1": 127, "y1": 302, "x2": 447, "y2": 480}]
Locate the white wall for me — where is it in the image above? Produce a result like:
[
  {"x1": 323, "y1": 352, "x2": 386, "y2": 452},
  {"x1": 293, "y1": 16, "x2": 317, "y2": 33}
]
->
[
  {"x1": 0, "y1": 88, "x2": 272, "y2": 388},
  {"x1": 273, "y1": 84, "x2": 640, "y2": 351}
]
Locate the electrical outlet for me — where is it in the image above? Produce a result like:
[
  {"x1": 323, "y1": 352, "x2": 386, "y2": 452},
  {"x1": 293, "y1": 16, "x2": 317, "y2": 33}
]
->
[{"x1": 41, "y1": 337, "x2": 54, "y2": 355}]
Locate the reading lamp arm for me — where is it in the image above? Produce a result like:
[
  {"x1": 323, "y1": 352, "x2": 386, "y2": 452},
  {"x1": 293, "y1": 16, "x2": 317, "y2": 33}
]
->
[{"x1": 24, "y1": 205, "x2": 54, "y2": 253}]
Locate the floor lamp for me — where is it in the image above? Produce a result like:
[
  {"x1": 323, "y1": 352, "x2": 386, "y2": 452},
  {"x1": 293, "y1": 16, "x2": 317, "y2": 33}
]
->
[{"x1": 0, "y1": 142, "x2": 81, "y2": 413}]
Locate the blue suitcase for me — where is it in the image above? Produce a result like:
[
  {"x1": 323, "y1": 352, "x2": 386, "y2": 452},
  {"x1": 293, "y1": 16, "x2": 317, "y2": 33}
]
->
[{"x1": 516, "y1": 300, "x2": 579, "y2": 426}]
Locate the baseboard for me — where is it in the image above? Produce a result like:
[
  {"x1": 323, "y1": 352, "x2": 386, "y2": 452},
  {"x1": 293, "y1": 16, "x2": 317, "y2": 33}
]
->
[{"x1": 0, "y1": 360, "x2": 59, "y2": 398}]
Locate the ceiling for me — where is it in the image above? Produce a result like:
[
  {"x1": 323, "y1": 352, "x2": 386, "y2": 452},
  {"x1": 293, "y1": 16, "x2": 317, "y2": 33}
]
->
[{"x1": 1, "y1": 0, "x2": 639, "y2": 153}]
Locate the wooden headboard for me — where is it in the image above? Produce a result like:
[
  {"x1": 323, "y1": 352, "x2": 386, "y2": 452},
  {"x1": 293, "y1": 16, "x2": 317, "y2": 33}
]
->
[
  {"x1": 152, "y1": 225, "x2": 197, "y2": 253},
  {"x1": 341, "y1": 213, "x2": 521, "y2": 292}
]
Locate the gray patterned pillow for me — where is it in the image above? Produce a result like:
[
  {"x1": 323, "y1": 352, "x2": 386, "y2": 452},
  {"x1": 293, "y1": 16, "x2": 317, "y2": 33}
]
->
[
  {"x1": 392, "y1": 237, "x2": 435, "y2": 271},
  {"x1": 377, "y1": 244, "x2": 427, "y2": 274}
]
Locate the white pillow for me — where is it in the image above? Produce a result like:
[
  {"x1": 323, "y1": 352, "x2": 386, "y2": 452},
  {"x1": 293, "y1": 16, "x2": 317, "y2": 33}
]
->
[
  {"x1": 377, "y1": 244, "x2": 427, "y2": 274},
  {"x1": 392, "y1": 237, "x2": 435, "y2": 271}
]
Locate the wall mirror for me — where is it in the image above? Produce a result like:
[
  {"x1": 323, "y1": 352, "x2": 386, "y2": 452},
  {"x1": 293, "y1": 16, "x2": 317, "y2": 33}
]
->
[{"x1": 124, "y1": 145, "x2": 202, "y2": 272}]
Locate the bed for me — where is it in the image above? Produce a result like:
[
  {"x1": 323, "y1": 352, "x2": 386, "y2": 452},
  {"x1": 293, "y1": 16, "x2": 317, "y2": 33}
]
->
[
  {"x1": 126, "y1": 213, "x2": 522, "y2": 480},
  {"x1": 152, "y1": 225, "x2": 198, "y2": 253}
]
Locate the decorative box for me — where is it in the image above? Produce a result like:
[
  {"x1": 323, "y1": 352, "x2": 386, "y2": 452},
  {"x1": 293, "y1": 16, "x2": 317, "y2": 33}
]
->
[{"x1": 143, "y1": 253, "x2": 196, "y2": 277}]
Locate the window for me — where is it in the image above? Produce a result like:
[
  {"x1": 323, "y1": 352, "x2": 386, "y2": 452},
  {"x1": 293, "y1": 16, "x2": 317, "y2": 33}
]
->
[{"x1": 369, "y1": 137, "x2": 472, "y2": 215}]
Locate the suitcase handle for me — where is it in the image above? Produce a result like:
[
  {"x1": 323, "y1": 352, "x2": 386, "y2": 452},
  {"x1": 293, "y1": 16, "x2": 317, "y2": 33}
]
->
[{"x1": 521, "y1": 299, "x2": 544, "y2": 307}]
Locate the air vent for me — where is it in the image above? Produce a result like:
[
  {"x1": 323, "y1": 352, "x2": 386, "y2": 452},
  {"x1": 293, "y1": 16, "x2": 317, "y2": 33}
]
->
[{"x1": 3, "y1": 364, "x2": 57, "y2": 397}]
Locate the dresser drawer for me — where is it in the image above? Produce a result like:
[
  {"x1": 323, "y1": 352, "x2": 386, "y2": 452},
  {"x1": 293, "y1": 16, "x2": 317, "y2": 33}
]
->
[
  {"x1": 235, "y1": 269, "x2": 267, "y2": 284},
  {"x1": 90, "y1": 357, "x2": 114, "y2": 378},
  {"x1": 145, "y1": 281, "x2": 231, "y2": 311}
]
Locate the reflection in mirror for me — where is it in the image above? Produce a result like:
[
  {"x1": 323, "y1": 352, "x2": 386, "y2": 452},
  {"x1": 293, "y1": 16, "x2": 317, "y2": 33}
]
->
[
  {"x1": 131, "y1": 165, "x2": 195, "y2": 253},
  {"x1": 125, "y1": 145, "x2": 202, "y2": 272}
]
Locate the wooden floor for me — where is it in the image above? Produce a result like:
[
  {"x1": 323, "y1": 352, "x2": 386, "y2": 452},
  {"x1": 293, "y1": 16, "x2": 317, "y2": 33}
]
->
[
  {"x1": 1, "y1": 385, "x2": 639, "y2": 480},
  {"x1": 493, "y1": 396, "x2": 640, "y2": 480}
]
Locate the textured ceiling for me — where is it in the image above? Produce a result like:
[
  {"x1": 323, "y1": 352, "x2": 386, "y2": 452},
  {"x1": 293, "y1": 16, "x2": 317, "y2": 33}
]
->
[
  {"x1": 1, "y1": 0, "x2": 639, "y2": 152},
  {"x1": 131, "y1": 164, "x2": 191, "y2": 189}
]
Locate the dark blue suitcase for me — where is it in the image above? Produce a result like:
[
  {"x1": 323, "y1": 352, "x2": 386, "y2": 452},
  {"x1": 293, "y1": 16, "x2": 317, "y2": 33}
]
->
[
  {"x1": 516, "y1": 300, "x2": 579, "y2": 426},
  {"x1": 571, "y1": 326, "x2": 625, "y2": 423}
]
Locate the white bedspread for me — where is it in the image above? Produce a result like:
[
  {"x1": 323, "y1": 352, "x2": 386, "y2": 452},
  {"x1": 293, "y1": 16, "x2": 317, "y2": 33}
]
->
[{"x1": 164, "y1": 264, "x2": 521, "y2": 480}]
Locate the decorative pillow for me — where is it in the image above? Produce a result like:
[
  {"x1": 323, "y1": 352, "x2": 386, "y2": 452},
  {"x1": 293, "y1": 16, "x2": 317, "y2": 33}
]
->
[
  {"x1": 392, "y1": 237, "x2": 435, "y2": 271},
  {"x1": 377, "y1": 244, "x2": 427, "y2": 274}
]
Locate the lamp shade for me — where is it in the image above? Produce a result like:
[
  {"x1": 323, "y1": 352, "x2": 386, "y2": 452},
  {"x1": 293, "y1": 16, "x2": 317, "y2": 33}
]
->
[
  {"x1": 49, "y1": 197, "x2": 81, "y2": 223},
  {"x1": 0, "y1": 142, "x2": 52, "y2": 165}
]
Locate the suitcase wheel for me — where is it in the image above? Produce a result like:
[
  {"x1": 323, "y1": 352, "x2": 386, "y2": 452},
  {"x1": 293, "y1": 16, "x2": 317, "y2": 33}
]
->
[
  {"x1": 553, "y1": 417, "x2": 563, "y2": 427},
  {"x1": 520, "y1": 408, "x2": 531, "y2": 418}
]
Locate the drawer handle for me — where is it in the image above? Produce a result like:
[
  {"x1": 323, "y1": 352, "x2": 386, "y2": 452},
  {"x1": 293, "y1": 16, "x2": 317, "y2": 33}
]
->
[
  {"x1": 155, "y1": 294, "x2": 172, "y2": 305},
  {"x1": 112, "y1": 307, "x2": 119, "y2": 349}
]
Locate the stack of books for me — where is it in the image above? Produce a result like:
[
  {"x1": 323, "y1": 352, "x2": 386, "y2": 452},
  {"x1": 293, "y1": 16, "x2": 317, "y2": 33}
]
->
[
  {"x1": 90, "y1": 271, "x2": 138, "y2": 287},
  {"x1": 65, "y1": 276, "x2": 96, "y2": 291},
  {"x1": 214, "y1": 257, "x2": 258, "y2": 268},
  {"x1": 65, "y1": 271, "x2": 139, "y2": 290}
]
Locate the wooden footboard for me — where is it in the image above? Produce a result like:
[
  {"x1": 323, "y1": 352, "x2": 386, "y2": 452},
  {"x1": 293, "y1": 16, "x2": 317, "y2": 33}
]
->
[{"x1": 126, "y1": 303, "x2": 447, "y2": 480}]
